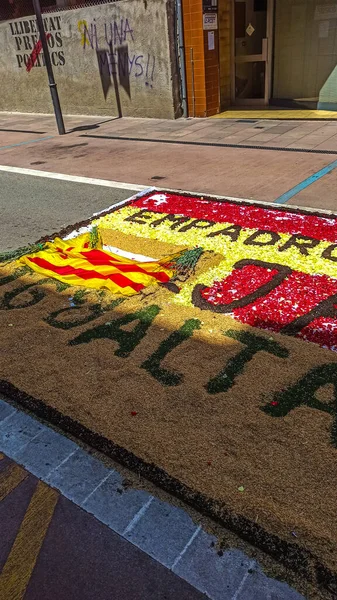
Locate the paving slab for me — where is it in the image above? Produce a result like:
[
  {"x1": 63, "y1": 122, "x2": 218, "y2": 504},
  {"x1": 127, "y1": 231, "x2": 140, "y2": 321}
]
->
[
  {"x1": 82, "y1": 470, "x2": 153, "y2": 534},
  {"x1": 125, "y1": 496, "x2": 199, "y2": 568},
  {"x1": 173, "y1": 529, "x2": 255, "y2": 600},
  {"x1": 0, "y1": 398, "x2": 16, "y2": 422},
  {"x1": 237, "y1": 567, "x2": 305, "y2": 600},
  {"x1": 0, "y1": 134, "x2": 333, "y2": 206},
  {"x1": 291, "y1": 167, "x2": 337, "y2": 211},
  {"x1": 13, "y1": 427, "x2": 76, "y2": 478},
  {"x1": 45, "y1": 447, "x2": 111, "y2": 504},
  {"x1": 0, "y1": 410, "x2": 43, "y2": 456}
]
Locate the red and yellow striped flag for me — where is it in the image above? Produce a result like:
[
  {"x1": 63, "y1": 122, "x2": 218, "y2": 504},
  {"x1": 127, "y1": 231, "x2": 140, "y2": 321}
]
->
[{"x1": 19, "y1": 233, "x2": 173, "y2": 296}]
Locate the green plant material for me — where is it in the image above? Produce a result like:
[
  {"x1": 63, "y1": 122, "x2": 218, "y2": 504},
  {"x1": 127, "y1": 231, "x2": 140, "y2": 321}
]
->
[
  {"x1": 0, "y1": 243, "x2": 46, "y2": 264},
  {"x1": 69, "y1": 304, "x2": 161, "y2": 357},
  {"x1": 262, "y1": 363, "x2": 337, "y2": 448},
  {"x1": 0, "y1": 266, "x2": 32, "y2": 288},
  {"x1": 207, "y1": 330, "x2": 288, "y2": 395},
  {"x1": 1, "y1": 275, "x2": 75, "y2": 310},
  {"x1": 168, "y1": 247, "x2": 204, "y2": 281},
  {"x1": 45, "y1": 298, "x2": 124, "y2": 330},
  {"x1": 72, "y1": 289, "x2": 87, "y2": 305},
  {"x1": 141, "y1": 318, "x2": 201, "y2": 386},
  {"x1": 1, "y1": 282, "x2": 46, "y2": 310},
  {"x1": 89, "y1": 226, "x2": 100, "y2": 249},
  {"x1": 55, "y1": 281, "x2": 71, "y2": 293}
]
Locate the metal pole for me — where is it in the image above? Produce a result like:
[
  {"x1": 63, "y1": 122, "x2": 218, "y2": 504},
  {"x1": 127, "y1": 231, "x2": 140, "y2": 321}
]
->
[
  {"x1": 32, "y1": 0, "x2": 65, "y2": 135},
  {"x1": 176, "y1": 0, "x2": 188, "y2": 118}
]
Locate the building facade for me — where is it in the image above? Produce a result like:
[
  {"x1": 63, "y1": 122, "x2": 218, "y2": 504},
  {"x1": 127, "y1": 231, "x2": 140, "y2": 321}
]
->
[
  {"x1": 1, "y1": 0, "x2": 337, "y2": 118},
  {"x1": 182, "y1": 0, "x2": 337, "y2": 116}
]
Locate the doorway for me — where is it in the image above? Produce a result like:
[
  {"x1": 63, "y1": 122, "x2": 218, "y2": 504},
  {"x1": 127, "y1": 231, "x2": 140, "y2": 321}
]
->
[{"x1": 232, "y1": 0, "x2": 273, "y2": 105}]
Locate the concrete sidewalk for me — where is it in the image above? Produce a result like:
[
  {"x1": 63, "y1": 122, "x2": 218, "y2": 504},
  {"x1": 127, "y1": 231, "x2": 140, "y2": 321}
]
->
[
  {"x1": 1, "y1": 112, "x2": 337, "y2": 211},
  {"x1": 4, "y1": 111, "x2": 337, "y2": 151}
]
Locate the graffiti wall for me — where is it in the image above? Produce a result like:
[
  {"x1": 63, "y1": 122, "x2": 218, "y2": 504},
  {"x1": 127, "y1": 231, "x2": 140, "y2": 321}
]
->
[{"x1": 0, "y1": 0, "x2": 179, "y2": 119}]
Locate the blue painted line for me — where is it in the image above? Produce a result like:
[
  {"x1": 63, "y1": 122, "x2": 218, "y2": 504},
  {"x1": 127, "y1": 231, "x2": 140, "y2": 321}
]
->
[
  {"x1": 0, "y1": 136, "x2": 53, "y2": 151},
  {"x1": 274, "y1": 158, "x2": 337, "y2": 204}
]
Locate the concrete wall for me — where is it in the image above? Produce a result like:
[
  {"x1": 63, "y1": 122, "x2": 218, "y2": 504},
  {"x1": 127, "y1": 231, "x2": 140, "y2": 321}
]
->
[{"x1": 0, "y1": 0, "x2": 180, "y2": 119}]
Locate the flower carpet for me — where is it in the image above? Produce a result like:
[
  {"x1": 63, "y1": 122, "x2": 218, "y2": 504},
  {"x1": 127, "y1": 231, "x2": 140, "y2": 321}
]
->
[{"x1": 1, "y1": 191, "x2": 337, "y2": 592}]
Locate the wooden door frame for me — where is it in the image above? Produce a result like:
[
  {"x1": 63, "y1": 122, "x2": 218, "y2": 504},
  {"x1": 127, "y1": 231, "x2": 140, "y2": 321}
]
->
[{"x1": 231, "y1": 0, "x2": 274, "y2": 105}]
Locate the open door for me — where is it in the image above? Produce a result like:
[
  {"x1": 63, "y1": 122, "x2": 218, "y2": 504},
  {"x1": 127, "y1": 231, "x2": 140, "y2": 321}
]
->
[{"x1": 232, "y1": 0, "x2": 273, "y2": 105}]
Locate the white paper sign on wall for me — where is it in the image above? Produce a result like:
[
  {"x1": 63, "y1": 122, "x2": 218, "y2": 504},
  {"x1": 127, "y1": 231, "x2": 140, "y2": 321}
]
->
[
  {"x1": 208, "y1": 30, "x2": 215, "y2": 50},
  {"x1": 203, "y1": 13, "x2": 218, "y2": 30}
]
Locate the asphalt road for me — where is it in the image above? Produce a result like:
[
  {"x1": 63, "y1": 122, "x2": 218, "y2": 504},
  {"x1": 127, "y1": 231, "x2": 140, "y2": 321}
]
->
[
  {"x1": 0, "y1": 454, "x2": 205, "y2": 600},
  {"x1": 0, "y1": 172, "x2": 139, "y2": 252}
]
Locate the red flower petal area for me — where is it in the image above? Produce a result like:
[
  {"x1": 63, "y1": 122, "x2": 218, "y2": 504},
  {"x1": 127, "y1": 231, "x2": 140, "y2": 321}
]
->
[
  {"x1": 200, "y1": 265, "x2": 337, "y2": 350},
  {"x1": 201, "y1": 264, "x2": 277, "y2": 305},
  {"x1": 300, "y1": 317, "x2": 337, "y2": 351},
  {"x1": 133, "y1": 193, "x2": 337, "y2": 243},
  {"x1": 234, "y1": 272, "x2": 337, "y2": 331}
]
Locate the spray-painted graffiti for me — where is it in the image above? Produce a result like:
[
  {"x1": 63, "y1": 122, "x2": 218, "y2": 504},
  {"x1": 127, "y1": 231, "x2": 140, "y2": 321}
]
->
[
  {"x1": 78, "y1": 19, "x2": 156, "y2": 86},
  {"x1": 26, "y1": 34, "x2": 51, "y2": 73},
  {"x1": 97, "y1": 47, "x2": 155, "y2": 84},
  {"x1": 9, "y1": 16, "x2": 65, "y2": 69},
  {"x1": 78, "y1": 18, "x2": 134, "y2": 48}
]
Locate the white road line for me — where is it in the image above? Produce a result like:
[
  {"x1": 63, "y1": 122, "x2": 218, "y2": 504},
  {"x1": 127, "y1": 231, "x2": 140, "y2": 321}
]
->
[
  {"x1": 0, "y1": 165, "x2": 148, "y2": 191},
  {"x1": 45, "y1": 449, "x2": 77, "y2": 480},
  {"x1": 0, "y1": 410, "x2": 17, "y2": 427},
  {"x1": 231, "y1": 559, "x2": 257, "y2": 600},
  {"x1": 81, "y1": 471, "x2": 113, "y2": 506},
  {"x1": 12, "y1": 429, "x2": 44, "y2": 457},
  {"x1": 123, "y1": 496, "x2": 154, "y2": 536},
  {"x1": 171, "y1": 525, "x2": 201, "y2": 571},
  {"x1": 1, "y1": 165, "x2": 330, "y2": 217}
]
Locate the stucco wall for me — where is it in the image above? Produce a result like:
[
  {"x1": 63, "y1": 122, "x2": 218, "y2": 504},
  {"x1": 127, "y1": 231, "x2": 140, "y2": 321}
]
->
[{"x1": 0, "y1": 0, "x2": 179, "y2": 119}]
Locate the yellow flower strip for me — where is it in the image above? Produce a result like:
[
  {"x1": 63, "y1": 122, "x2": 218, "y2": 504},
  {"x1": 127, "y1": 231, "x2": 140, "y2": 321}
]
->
[{"x1": 96, "y1": 207, "x2": 337, "y2": 306}]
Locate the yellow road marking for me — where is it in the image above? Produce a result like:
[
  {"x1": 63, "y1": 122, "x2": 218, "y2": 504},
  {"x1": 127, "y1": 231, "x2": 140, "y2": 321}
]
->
[
  {"x1": 0, "y1": 480, "x2": 59, "y2": 600},
  {"x1": 0, "y1": 463, "x2": 28, "y2": 502}
]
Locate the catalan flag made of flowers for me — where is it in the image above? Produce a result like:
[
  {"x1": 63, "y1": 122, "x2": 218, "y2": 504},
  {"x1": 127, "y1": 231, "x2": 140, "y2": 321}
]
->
[{"x1": 19, "y1": 233, "x2": 173, "y2": 296}]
